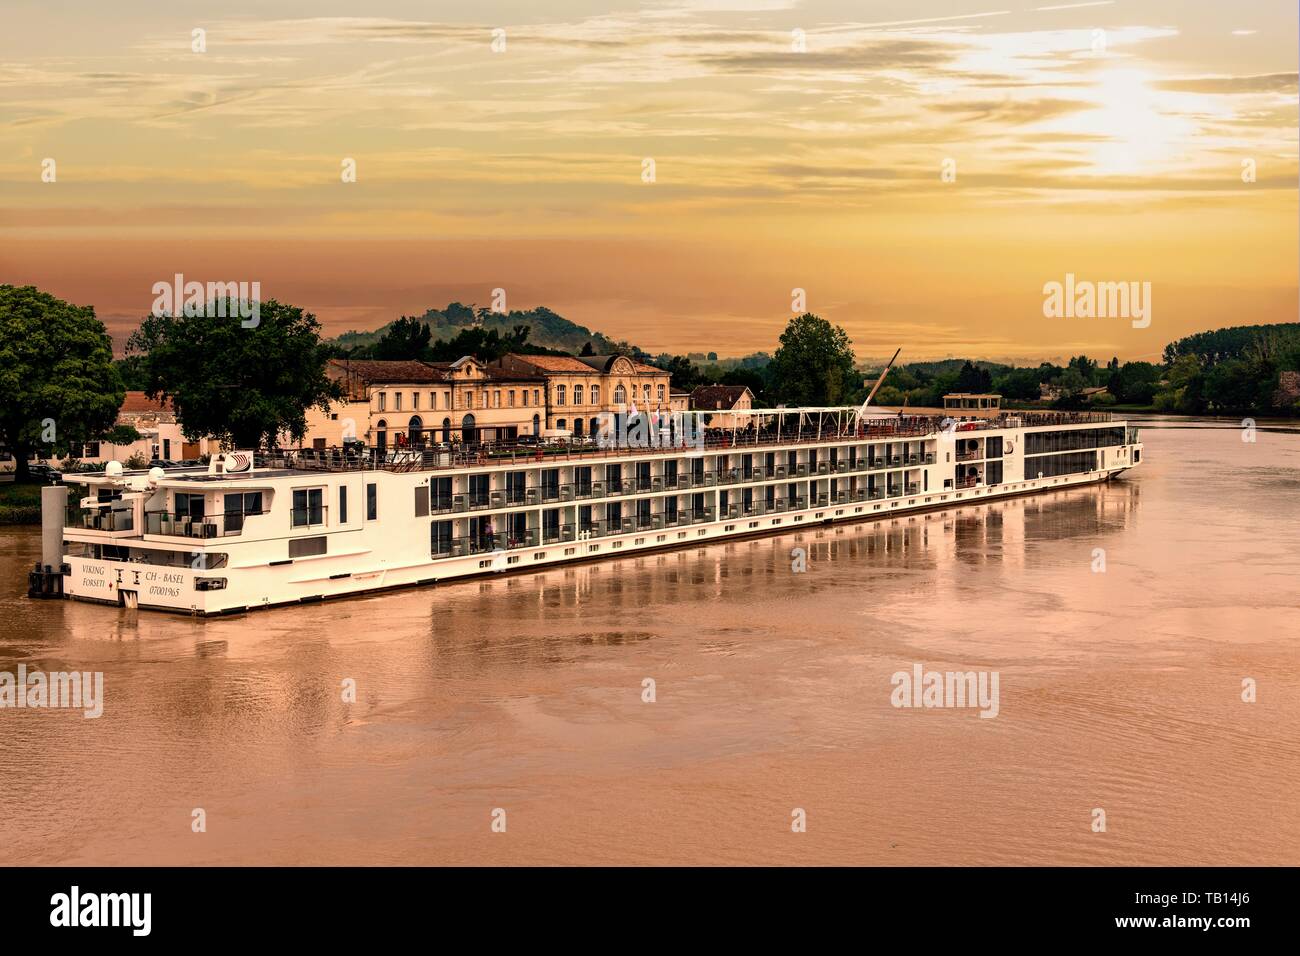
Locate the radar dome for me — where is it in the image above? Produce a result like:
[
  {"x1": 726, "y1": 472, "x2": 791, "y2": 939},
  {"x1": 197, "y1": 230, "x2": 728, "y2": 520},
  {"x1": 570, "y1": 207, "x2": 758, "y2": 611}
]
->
[
  {"x1": 105, "y1": 460, "x2": 124, "y2": 478},
  {"x1": 148, "y1": 467, "x2": 166, "y2": 482}
]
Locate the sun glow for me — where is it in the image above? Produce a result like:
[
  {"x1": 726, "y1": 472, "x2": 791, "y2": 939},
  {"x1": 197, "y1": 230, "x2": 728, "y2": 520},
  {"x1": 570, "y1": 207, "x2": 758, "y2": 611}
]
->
[{"x1": 1071, "y1": 68, "x2": 1194, "y2": 175}]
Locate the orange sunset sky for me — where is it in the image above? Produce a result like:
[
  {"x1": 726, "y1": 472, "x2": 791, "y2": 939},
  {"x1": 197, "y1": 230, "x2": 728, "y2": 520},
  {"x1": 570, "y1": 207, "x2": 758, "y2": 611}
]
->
[{"x1": 1, "y1": 0, "x2": 1296, "y2": 363}]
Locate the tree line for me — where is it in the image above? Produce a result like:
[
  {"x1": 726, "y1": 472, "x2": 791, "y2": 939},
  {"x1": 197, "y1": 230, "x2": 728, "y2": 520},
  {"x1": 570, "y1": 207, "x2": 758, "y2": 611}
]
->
[{"x1": 3, "y1": 282, "x2": 1298, "y2": 482}]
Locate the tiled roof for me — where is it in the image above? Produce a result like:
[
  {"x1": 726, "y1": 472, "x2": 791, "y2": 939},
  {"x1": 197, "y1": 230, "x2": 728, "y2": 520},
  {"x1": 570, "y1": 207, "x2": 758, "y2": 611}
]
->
[
  {"x1": 327, "y1": 359, "x2": 447, "y2": 383},
  {"x1": 690, "y1": 385, "x2": 751, "y2": 409},
  {"x1": 119, "y1": 391, "x2": 171, "y2": 415},
  {"x1": 505, "y1": 354, "x2": 595, "y2": 373}
]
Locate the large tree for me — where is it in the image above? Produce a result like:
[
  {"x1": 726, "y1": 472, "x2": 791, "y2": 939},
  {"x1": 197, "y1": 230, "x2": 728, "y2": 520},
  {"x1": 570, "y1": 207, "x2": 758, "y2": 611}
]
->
[
  {"x1": 768, "y1": 313, "x2": 857, "y2": 406},
  {"x1": 373, "y1": 316, "x2": 432, "y2": 360},
  {"x1": 127, "y1": 298, "x2": 341, "y2": 450},
  {"x1": 0, "y1": 285, "x2": 124, "y2": 480}
]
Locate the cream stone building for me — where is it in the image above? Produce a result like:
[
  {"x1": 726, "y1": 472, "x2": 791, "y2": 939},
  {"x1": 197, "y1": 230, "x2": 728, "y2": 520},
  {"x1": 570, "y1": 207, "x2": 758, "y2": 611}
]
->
[
  {"x1": 493, "y1": 354, "x2": 674, "y2": 437},
  {"x1": 302, "y1": 357, "x2": 547, "y2": 449},
  {"x1": 301, "y1": 353, "x2": 675, "y2": 449}
]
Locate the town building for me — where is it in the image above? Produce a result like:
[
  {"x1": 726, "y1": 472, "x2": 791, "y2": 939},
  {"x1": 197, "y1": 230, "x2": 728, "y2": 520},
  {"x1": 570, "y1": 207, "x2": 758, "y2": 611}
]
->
[
  {"x1": 492, "y1": 354, "x2": 675, "y2": 437},
  {"x1": 306, "y1": 357, "x2": 547, "y2": 449},
  {"x1": 690, "y1": 384, "x2": 754, "y2": 429},
  {"x1": 68, "y1": 392, "x2": 220, "y2": 465}
]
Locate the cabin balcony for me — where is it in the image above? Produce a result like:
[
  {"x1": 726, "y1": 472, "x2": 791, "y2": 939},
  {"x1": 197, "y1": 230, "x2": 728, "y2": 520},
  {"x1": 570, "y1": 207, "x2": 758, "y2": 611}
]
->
[
  {"x1": 143, "y1": 510, "x2": 268, "y2": 539},
  {"x1": 66, "y1": 505, "x2": 136, "y2": 535}
]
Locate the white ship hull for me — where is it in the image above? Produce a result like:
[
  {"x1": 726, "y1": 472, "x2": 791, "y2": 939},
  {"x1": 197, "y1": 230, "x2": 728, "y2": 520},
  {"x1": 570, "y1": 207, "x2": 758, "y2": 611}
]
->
[{"x1": 51, "y1": 416, "x2": 1142, "y2": 616}]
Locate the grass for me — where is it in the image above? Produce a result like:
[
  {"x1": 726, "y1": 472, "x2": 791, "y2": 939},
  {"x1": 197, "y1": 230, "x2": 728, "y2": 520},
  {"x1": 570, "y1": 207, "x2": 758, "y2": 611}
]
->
[{"x1": 0, "y1": 480, "x2": 45, "y2": 525}]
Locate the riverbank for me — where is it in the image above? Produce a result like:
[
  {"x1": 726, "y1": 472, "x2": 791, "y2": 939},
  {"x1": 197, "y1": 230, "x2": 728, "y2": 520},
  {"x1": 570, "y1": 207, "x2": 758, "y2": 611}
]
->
[{"x1": 0, "y1": 482, "x2": 41, "y2": 525}]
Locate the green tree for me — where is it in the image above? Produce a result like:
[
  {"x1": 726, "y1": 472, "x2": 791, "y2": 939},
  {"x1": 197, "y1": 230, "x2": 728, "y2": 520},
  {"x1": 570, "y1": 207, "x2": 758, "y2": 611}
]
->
[
  {"x1": 956, "y1": 360, "x2": 992, "y2": 392},
  {"x1": 0, "y1": 285, "x2": 125, "y2": 480},
  {"x1": 991, "y1": 366, "x2": 1042, "y2": 401},
  {"x1": 768, "y1": 313, "x2": 857, "y2": 406},
  {"x1": 1107, "y1": 361, "x2": 1161, "y2": 405},
  {"x1": 373, "y1": 316, "x2": 432, "y2": 360},
  {"x1": 1050, "y1": 367, "x2": 1088, "y2": 409},
  {"x1": 127, "y1": 298, "x2": 341, "y2": 450}
]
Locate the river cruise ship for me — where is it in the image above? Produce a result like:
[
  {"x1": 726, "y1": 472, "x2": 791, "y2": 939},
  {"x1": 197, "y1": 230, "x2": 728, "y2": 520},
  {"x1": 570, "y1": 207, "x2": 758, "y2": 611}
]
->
[{"x1": 41, "y1": 407, "x2": 1142, "y2": 615}]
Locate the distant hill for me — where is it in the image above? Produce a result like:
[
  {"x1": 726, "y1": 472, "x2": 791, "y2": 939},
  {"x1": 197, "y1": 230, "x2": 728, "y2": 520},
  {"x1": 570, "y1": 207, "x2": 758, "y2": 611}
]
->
[
  {"x1": 333, "y1": 303, "x2": 626, "y2": 355},
  {"x1": 864, "y1": 357, "x2": 1012, "y2": 376}
]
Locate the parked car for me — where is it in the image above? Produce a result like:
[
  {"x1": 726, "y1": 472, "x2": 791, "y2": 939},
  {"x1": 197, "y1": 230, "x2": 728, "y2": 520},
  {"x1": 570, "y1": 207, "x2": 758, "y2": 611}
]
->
[
  {"x1": 27, "y1": 463, "x2": 63, "y2": 483},
  {"x1": 149, "y1": 459, "x2": 179, "y2": 469}
]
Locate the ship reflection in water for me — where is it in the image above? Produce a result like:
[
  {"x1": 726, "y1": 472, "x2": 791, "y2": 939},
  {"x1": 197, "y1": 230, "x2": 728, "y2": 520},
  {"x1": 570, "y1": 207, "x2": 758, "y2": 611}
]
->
[{"x1": 1, "y1": 420, "x2": 1297, "y2": 865}]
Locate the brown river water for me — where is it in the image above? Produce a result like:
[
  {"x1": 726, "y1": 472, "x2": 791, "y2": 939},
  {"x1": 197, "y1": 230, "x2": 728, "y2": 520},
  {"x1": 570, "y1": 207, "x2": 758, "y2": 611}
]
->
[{"x1": 1, "y1": 417, "x2": 1297, "y2": 866}]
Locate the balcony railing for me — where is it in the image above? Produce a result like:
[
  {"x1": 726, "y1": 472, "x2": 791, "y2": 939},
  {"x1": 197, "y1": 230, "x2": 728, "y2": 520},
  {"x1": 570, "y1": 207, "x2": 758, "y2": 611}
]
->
[
  {"x1": 145, "y1": 510, "x2": 269, "y2": 538},
  {"x1": 69, "y1": 509, "x2": 134, "y2": 532}
]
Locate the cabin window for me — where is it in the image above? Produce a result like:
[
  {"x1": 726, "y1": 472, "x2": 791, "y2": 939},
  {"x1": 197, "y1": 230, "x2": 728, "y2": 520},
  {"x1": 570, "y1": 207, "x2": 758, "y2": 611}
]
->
[
  {"x1": 222, "y1": 492, "x2": 261, "y2": 534},
  {"x1": 174, "y1": 492, "x2": 205, "y2": 520},
  {"x1": 432, "y1": 476, "x2": 453, "y2": 511},
  {"x1": 414, "y1": 486, "x2": 429, "y2": 518},
  {"x1": 541, "y1": 469, "x2": 559, "y2": 500},
  {"x1": 292, "y1": 488, "x2": 324, "y2": 527},
  {"x1": 339, "y1": 486, "x2": 348, "y2": 523},
  {"x1": 468, "y1": 474, "x2": 489, "y2": 506},
  {"x1": 289, "y1": 536, "x2": 327, "y2": 558},
  {"x1": 431, "y1": 520, "x2": 453, "y2": 556},
  {"x1": 366, "y1": 483, "x2": 378, "y2": 520}
]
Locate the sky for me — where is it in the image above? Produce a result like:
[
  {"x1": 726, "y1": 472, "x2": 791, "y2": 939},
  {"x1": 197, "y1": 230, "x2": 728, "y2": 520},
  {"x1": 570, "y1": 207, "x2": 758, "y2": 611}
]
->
[{"x1": 1, "y1": 0, "x2": 1296, "y2": 364}]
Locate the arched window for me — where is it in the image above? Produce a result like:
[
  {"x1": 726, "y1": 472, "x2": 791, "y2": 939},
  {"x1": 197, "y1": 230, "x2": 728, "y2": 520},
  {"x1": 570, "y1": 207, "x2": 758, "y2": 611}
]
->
[
  {"x1": 573, "y1": 418, "x2": 584, "y2": 437},
  {"x1": 557, "y1": 419, "x2": 567, "y2": 431},
  {"x1": 461, "y1": 413, "x2": 477, "y2": 445},
  {"x1": 590, "y1": 417, "x2": 600, "y2": 438},
  {"x1": 532, "y1": 413, "x2": 541, "y2": 435},
  {"x1": 375, "y1": 419, "x2": 388, "y2": 450},
  {"x1": 614, "y1": 384, "x2": 626, "y2": 405},
  {"x1": 590, "y1": 385, "x2": 600, "y2": 405},
  {"x1": 556, "y1": 384, "x2": 567, "y2": 406},
  {"x1": 408, "y1": 415, "x2": 423, "y2": 445},
  {"x1": 441, "y1": 417, "x2": 451, "y2": 443},
  {"x1": 573, "y1": 384, "x2": 584, "y2": 405}
]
